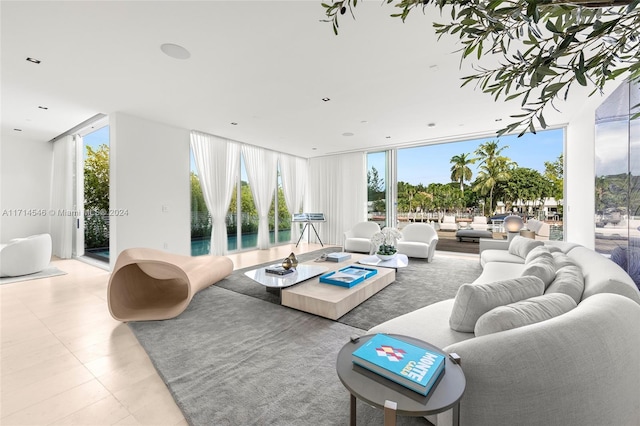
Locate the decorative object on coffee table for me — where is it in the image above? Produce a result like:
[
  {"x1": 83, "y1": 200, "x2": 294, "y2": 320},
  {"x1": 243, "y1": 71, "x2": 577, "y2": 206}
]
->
[
  {"x1": 282, "y1": 252, "x2": 298, "y2": 270},
  {"x1": 372, "y1": 227, "x2": 402, "y2": 260}
]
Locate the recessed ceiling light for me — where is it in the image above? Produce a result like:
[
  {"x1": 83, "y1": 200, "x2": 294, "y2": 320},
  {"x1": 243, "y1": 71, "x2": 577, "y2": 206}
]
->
[
  {"x1": 160, "y1": 43, "x2": 191, "y2": 60},
  {"x1": 427, "y1": 123, "x2": 436, "y2": 127},
  {"x1": 322, "y1": 98, "x2": 330, "y2": 102},
  {"x1": 342, "y1": 132, "x2": 354, "y2": 137},
  {"x1": 38, "y1": 106, "x2": 48, "y2": 110},
  {"x1": 495, "y1": 118, "x2": 503, "y2": 122},
  {"x1": 26, "y1": 57, "x2": 41, "y2": 64},
  {"x1": 385, "y1": 136, "x2": 391, "y2": 139},
  {"x1": 14, "y1": 128, "x2": 23, "y2": 132},
  {"x1": 360, "y1": 120, "x2": 368, "y2": 124},
  {"x1": 312, "y1": 147, "x2": 317, "y2": 150},
  {"x1": 230, "y1": 122, "x2": 238, "y2": 125}
]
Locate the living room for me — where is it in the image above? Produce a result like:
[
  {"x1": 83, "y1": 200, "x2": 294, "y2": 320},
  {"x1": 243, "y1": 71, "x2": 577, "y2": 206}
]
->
[{"x1": 2, "y1": 1, "x2": 639, "y2": 425}]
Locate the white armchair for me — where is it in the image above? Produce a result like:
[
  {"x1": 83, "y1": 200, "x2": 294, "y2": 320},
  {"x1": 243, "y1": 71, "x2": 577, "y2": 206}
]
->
[
  {"x1": 439, "y1": 215, "x2": 458, "y2": 231},
  {"x1": 343, "y1": 222, "x2": 381, "y2": 253},
  {"x1": 396, "y1": 223, "x2": 438, "y2": 262},
  {"x1": 470, "y1": 216, "x2": 489, "y2": 231},
  {"x1": 0, "y1": 234, "x2": 52, "y2": 277}
]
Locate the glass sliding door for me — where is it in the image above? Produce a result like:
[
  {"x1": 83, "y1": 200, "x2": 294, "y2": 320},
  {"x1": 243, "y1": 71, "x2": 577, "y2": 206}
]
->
[
  {"x1": 594, "y1": 79, "x2": 640, "y2": 272},
  {"x1": 81, "y1": 124, "x2": 110, "y2": 261},
  {"x1": 367, "y1": 151, "x2": 387, "y2": 228}
]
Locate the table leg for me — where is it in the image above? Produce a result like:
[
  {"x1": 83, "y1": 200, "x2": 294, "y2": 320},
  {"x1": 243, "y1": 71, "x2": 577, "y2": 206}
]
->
[
  {"x1": 383, "y1": 400, "x2": 397, "y2": 426},
  {"x1": 296, "y1": 223, "x2": 309, "y2": 247},
  {"x1": 453, "y1": 401, "x2": 460, "y2": 426},
  {"x1": 350, "y1": 394, "x2": 356, "y2": 426}
]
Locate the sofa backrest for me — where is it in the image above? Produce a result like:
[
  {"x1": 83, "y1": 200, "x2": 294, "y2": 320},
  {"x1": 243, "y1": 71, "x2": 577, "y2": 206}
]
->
[
  {"x1": 443, "y1": 293, "x2": 640, "y2": 426},
  {"x1": 567, "y1": 246, "x2": 640, "y2": 304}
]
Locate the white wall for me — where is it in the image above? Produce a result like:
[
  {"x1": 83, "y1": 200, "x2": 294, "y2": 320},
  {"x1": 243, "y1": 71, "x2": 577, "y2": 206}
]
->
[
  {"x1": 109, "y1": 112, "x2": 190, "y2": 268},
  {"x1": 0, "y1": 130, "x2": 52, "y2": 241}
]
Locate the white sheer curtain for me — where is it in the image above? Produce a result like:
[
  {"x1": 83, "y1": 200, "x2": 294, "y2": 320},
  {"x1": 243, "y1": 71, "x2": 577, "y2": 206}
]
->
[
  {"x1": 242, "y1": 145, "x2": 278, "y2": 249},
  {"x1": 279, "y1": 154, "x2": 307, "y2": 242},
  {"x1": 49, "y1": 134, "x2": 77, "y2": 258},
  {"x1": 190, "y1": 131, "x2": 240, "y2": 256},
  {"x1": 307, "y1": 152, "x2": 367, "y2": 246}
]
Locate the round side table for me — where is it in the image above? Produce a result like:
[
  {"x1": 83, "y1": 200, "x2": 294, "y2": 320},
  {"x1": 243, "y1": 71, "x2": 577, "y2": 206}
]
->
[{"x1": 336, "y1": 334, "x2": 466, "y2": 426}]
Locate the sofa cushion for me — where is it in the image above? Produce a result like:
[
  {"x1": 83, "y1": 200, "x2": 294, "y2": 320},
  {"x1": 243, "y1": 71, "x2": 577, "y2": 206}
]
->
[
  {"x1": 525, "y1": 245, "x2": 552, "y2": 264},
  {"x1": 545, "y1": 265, "x2": 584, "y2": 304},
  {"x1": 474, "y1": 293, "x2": 577, "y2": 337},
  {"x1": 521, "y1": 255, "x2": 556, "y2": 289},
  {"x1": 508, "y1": 236, "x2": 544, "y2": 259},
  {"x1": 551, "y1": 252, "x2": 577, "y2": 269},
  {"x1": 449, "y1": 276, "x2": 545, "y2": 332}
]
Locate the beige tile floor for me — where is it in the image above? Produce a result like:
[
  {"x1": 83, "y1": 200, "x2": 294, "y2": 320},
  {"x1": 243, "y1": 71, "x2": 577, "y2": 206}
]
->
[{"x1": 0, "y1": 243, "x2": 325, "y2": 426}]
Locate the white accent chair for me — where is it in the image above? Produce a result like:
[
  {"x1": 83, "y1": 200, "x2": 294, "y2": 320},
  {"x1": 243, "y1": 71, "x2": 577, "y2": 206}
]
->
[
  {"x1": 439, "y1": 215, "x2": 458, "y2": 231},
  {"x1": 343, "y1": 222, "x2": 380, "y2": 253},
  {"x1": 0, "y1": 234, "x2": 52, "y2": 277},
  {"x1": 470, "y1": 216, "x2": 489, "y2": 231},
  {"x1": 396, "y1": 223, "x2": 438, "y2": 262}
]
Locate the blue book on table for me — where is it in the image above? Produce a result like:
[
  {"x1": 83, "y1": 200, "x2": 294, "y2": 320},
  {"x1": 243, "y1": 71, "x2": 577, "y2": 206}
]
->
[
  {"x1": 319, "y1": 265, "x2": 377, "y2": 288},
  {"x1": 351, "y1": 334, "x2": 445, "y2": 396}
]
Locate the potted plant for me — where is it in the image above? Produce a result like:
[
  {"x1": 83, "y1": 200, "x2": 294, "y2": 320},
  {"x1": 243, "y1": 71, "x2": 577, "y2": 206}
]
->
[{"x1": 371, "y1": 227, "x2": 402, "y2": 260}]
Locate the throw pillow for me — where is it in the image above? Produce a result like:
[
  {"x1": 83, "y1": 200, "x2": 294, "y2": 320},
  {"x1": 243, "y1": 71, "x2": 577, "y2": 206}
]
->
[
  {"x1": 449, "y1": 276, "x2": 545, "y2": 333},
  {"x1": 525, "y1": 245, "x2": 552, "y2": 264},
  {"x1": 508, "y1": 236, "x2": 544, "y2": 259},
  {"x1": 546, "y1": 265, "x2": 584, "y2": 304},
  {"x1": 521, "y1": 255, "x2": 556, "y2": 289},
  {"x1": 474, "y1": 293, "x2": 577, "y2": 337}
]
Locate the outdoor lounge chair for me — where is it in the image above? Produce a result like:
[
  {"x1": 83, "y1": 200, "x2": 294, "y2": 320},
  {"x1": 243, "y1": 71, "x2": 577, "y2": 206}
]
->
[
  {"x1": 470, "y1": 216, "x2": 489, "y2": 231},
  {"x1": 107, "y1": 247, "x2": 233, "y2": 321},
  {"x1": 439, "y1": 215, "x2": 458, "y2": 231}
]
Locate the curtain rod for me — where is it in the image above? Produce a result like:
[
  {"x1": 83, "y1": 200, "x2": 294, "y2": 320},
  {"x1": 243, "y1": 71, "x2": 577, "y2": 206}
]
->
[{"x1": 48, "y1": 113, "x2": 108, "y2": 143}]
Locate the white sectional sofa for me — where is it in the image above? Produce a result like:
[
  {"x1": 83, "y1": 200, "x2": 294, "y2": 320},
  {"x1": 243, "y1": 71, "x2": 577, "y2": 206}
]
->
[{"x1": 368, "y1": 237, "x2": 640, "y2": 426}]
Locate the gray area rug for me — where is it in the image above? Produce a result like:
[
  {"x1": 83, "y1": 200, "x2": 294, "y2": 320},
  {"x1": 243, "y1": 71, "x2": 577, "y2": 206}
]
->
[
  {"x1": 0, "y1": 266, "x2": 67, "y2": 285},
  {"x1": 218, "y1": 248, "x2": 483, "y2": 331},
  {"x1": 129, "y1": 249, "x2": 483, "y2": 425}
]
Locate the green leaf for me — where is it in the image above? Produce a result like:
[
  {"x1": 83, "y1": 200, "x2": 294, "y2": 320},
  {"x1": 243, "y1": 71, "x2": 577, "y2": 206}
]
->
[{"x1": 574, "y1": 68, "x2": 587, "y2": 86}]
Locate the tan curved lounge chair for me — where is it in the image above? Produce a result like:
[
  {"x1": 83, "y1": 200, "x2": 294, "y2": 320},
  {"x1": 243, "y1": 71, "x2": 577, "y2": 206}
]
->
[{"x1": 108, "y1": 248, "x2": 233, "y2": 322}]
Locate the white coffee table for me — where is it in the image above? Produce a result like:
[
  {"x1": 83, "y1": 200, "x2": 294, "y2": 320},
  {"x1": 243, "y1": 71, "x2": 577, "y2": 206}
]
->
[
  {"x1": 244, "y1": 264, "x2": 329, "y2": 288},
  {"x1": 357, "y1": 254, "x2": 409, "y2": 269}
]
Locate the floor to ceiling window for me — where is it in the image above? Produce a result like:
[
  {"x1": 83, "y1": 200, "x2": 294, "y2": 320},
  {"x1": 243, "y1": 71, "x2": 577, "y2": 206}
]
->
[
  {"x1": 367, "y1": 151, "x2": 387, "y2": 227},
  {"x1": 79, "y1": 122, "x2": 110, "y2": 261},
  {"x1": 190, "y1": 150, "x2": 291, "y2": 255},
  {"x1": 369, "y1": 129, "x2": 565, "y2": 239},
  {"x1": 594, "y1": 79, "x2": 640, "y2": 284}
]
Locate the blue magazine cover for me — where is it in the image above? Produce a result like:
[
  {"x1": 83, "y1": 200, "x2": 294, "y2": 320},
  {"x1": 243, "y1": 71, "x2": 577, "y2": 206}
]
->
[{"x1": 351, "y1": 334, "x2": 445, "y2": 396}]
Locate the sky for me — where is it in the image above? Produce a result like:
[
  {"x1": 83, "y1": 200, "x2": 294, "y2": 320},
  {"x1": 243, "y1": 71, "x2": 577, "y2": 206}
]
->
[
  {"x1": 83, "y1": 125, "x2": 109, "y2": 159},
  {"x1": 369, "y1": 128, "x2": 564, "y2": 186}
]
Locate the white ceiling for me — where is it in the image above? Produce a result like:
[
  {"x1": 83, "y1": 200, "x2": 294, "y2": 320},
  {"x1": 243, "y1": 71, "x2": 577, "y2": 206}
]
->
[{"x1": 0, "y1": 0, "x2": 613, "y2": 158}]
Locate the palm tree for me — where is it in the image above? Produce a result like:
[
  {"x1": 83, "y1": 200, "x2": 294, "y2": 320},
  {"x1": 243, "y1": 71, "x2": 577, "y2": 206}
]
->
[
  {"x1": 450, "y1": 153, "x2": 476, "y2": 194},
  {"x1": 475, "y1": 140, "x2": 509, "y2": 169},
  {"x1": 473, "y1": 157, "x2": 514, "y2": 214}
]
